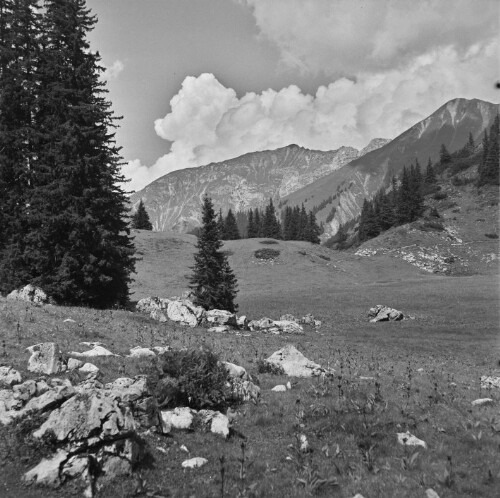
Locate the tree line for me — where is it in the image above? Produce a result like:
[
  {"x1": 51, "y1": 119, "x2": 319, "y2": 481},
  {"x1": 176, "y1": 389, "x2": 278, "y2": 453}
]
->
[
  {"x1": 479, "y1": 115, "x2": 499, "y2": 186},
  {"x1": 0, "y1": 0, "x2": 135, "y2": 307},
  {"x1": 212, "y1": 198, "x2": 321, "y2": 243}
]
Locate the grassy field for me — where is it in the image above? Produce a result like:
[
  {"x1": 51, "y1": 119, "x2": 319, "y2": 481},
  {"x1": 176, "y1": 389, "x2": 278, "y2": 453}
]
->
[{"x1": 0, "y1": 230, "x2": 499, "y2": 497}]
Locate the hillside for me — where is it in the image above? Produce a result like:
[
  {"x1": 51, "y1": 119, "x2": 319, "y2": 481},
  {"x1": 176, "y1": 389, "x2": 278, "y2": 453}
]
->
[{"x1": 284, "y1": 98, "x2": 499, "y2": 236}]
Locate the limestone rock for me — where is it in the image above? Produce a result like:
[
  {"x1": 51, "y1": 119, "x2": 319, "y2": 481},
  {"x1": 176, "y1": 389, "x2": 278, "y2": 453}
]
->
[
  {"x1": 481, "y1": 375, "x2": 500, "y2": 389},
  {"x1": 127, "y1": 346, "x2": 169, "y2": 358},
  {"x1": 208, "y1": 325, "x2": 230, "y2": 333},
  {"x1": 298, "y1": 434, "x2": 310, "y2": 453},
  {"x1": 13, "y1": 380, "x2": 37, "y2": 401},
  {"x1": 272, "y1": 320, "x2": 304, "y2": 334},
  {"x1": 79, "y1": 363, "x2": 99, "y2": 375},
  {"x1": 265, "y1": 345, "x2": 333, "y2": 378},
  {"x1": 368, "y1": 305, "x2": 404, "y2": 322},
  {"x1": 271, "y1": 385, "x2": 287, "y2": 392},
  {"x1": 397, "y1": 431, "x2": 427, "y2": 448},
  {"x1": 182, "y1": 457, "x2": 207, "y2": 469},
  {"x1": 280, "y1": 314, "x2": 297, "y2": 322},
  {"x1": 471, "y1": 398, "x2": 494, "y2": 406},
  {"x1": 248, "y1": 317, "x2": 274, "y2": 331},
  {"x1": 23, "y1": 449, "x2": 69, "y2": 487},
  {"x1": 69, "y1": 343, "x2": 117, "y2": 358},
  {"x1": 22, "y1": 385, "x2": 76, "y2": 417},
  {"x1": 67, "y1": 358, "x2": 84, "y2": 370},
  {"x1": 0, "y1": 366, "x2": 22, "y2": 387},
  {"x1": 236, "y1": 315, "x2": 249, "y2": 329},
  {"x1": 425, "y1": 489, "x2": 440, "y2": 498},
  {"x1": 27, "y1": 342, "x2": 65, "y2": 375},
  {"x1": 209, "y1": 412, "x2": 230, "y2": 438},
  {"x1": 7, "y1": 284, "x2": 49, "y2": 305},
  {"x1": 230, "y1": 379, "x2": 261, "y2": 402},
  {"x1": 205, "y1": 309, "x2": 237, "y2": 327},
  {"x1": 0, "y1": 389, "x2": 23, "y2": 424},
  {"x1": 223, "y1": 361, "x2": 250, "y2": 381},
  {"x1": 300, "y1": 314, "x2": 315, "y2": 325},
  {"x1": 167, "y1": 300, "x2": 205, "y2": 327},
  {"x1": 150, "y1": 309, "x2": 168, "y2": 322},
  {"x1": 161, "y1": 407, "x2": 194, "y2": 433},
  {"x1": 136, "y1": 296, "x2": 171, "y2": 313}
]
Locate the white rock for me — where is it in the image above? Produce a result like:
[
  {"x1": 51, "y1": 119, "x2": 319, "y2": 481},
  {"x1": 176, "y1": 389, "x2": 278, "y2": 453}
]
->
[
  {"x1": 229, "y1": 379, "x2": 261, "y2": 402},
  {"x1": 67, "y1": 358, "x2": 84, "y2": 370},
  {"x1": 481, "y1": 375, "x2": 500, "y2": 389},
  {"x1": 79, "y1": 363, "x2": 99, "y2": 374},
  {"x1": 167, "y1": 300, "x2": 205, "y2": 327},
  {"x1": 7, "y1": 284, "x2": 49, "y2": 305},
  {"x1": 206, "y1": 309, "x2": 237, "y2": 327},
  {"x1": 63, "y1": 318, "x2": 76, "y2": 323},
  {"x1": 180, "y1": 445, "x2": 189, "y2": 453},
  {"x1": 27, "y1": 342, "x2": 65, "y2": 375},
  {"x1": 12, "y1": 380, "x2": 37, "y2": 401},
  {"x1": 208, "y1": 325, "x2": 230, "y2": 333},
  {"x1": 210, "y1": 412, "x2": 230, "y2": 438},
  {"x1": 286, "y1": 381, "x2": 292, "y2": 390},
  {"x1": 352, "y1": 495, "x2": 366, "y2": 498},
  {"x1": 272, "y1": 320, "x2": 304, "y2": 334},
  {"x1": 150, "y1": 309, "x2": 168, "y2": 322},
  {"x1": 265, "y1": 345, "x2": 333, "y2": 378},
  {"x1": 0, "y1": 366, "x2": 22, "y2": 387},
  {"x1": 397, "y1": 431, "x2": 427, "y2": 449},
  {"x1": 471, "y1": 398, "x2": 494, "y2": 406},
  {"x1": 223, "y1": 361, "x2": 249, "y2": 380},
  {"x1": 271, "y1": 385, "x2": 287, "y2": 392},
  {"x1": 136, "y1": 296, "x2": 171, "y2": 313},
  {"x1": 161, "y1": 407, "x2": 194, "y2": 433},
  {"x1": 425, "y1": 489, "x2": 440, "y2": 498},
  {"x1": 182, "y1": 457, "x2": 207, "y2": 469},
  {"x1": 248, "y1": 317, "x2": 274, "y2": 331},
  {"x1": 359, "y1": 376, "x2": 375, "y2": 381},
  {"x1": 69, "y1": 344, "x2": 117, "y2": 357},
  {"x1": 299, "y1": 434, "x2": 310, "y2": 453},
  {"x1": 127, "y1": 346, "x2": 169, "y2": 358},
  {"x1": 237, "y1": 315, "x2": 249, "y2": 329},
  {"x1": 23, "y1": 450, "x2": 68, "y2": 487},
  {"x1": 368, "y1": 304, "x2": 404, "y2": 322}
]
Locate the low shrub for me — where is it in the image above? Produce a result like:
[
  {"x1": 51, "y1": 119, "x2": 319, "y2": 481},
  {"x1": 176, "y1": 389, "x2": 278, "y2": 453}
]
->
[
  {"x1": 419, "y1": 221, "x2": 445, "y2": 231},
  {"x1": 254, "y1": 248, "x2": 280, "y2": 260},
  {"x1": 434, "y1": 192, "x2": 448, "y2": 200},
  {"x1": 259, "y1": 239, "x2": 279, "y2": 245},
  {"x1": 298, "y1": 250, "x2": 307, "y2": 256},
  {"x1": 256, "y1": 358, "x2": 285, "y2": 375},
  {"x1": 451, "y1": 176, "x2": 475, "y2": 186},
  {"x1": 153, "y1": 349, "x2": 231, "y2": 410},
  {"x1": 485, "y1": 233, "x2": 499, "y2": 239}
]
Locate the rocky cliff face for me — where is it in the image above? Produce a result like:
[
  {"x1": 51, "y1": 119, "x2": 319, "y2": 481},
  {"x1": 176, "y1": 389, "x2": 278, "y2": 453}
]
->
[
  {"x1": 283, "y1": 98, "x2": 500, "y2": 238},
  {"x1": 130, "y1": 144, "x2": 371, "y2": 232}
]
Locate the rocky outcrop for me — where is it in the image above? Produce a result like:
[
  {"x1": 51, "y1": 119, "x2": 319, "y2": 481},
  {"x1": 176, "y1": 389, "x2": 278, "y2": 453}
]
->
[
  {"x1": 166, "y1": 300, "x2": 206, "y2": 327},
  {"x1": 368, "y1": 305, "x2": 404, "y2": 322},
  {"x1": 69, "y1": 342, "x2": 118, "y2": 358},
  {"x1": 160, "y1": 407, "x2": 230, "y2": 438},
  {"x1": 249, "y1": 317, "x2": 304, "y2": 335},
  {"x1": 0, "y1": 366, "x2": 22, "y2": 387},
  {"x1": 7, "y1": 284, "x2": 50, "y2": 305},
  {"x1": 27, "y1": 343, "x2": 66, "y2": 375},
  {"x1": 264, "y1": 345, "x2": 333, "y2": 378},
  {"x1": 205, "y1": 309, "x2": 237, "y2": 327},
  {"x1": 136, "y1": 296, "x2": 171, "y2": 313}
]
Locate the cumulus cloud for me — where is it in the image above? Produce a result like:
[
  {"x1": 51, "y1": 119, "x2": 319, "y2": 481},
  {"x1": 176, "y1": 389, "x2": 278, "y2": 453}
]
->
[
  {"x1": 239, "y1": 0, "x2": 499, "y2": 75},
  {"x1": 103, "y1": 60, "x2": 124, "y2": 81},
  {"x1": 123, "y1": 1, "x2": 499, "y2": 192}
]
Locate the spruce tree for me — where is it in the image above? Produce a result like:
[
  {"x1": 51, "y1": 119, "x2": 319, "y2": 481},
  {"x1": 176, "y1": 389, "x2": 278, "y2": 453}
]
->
[
  {"x1": 424, "y1": 158, "x2": 436, "y2": 184},
  {"x1": 223, "y1": 209, "x2": 240, "y2": 240},
  {"x1": 306, "y1": 210, "x2": 321, "y2": 244},
  {"x1": 247, "y1": 209, "x2": 256, "y2": 238},
  {"x1": 262, "y1": 198, "x2": 281, "y2": 238},
  {"x1": 253, "y1": 208, "x2": 261, "y2": 237},
  {"x1": 217, "y1": 208, "x2": 225, "y2": 238},
  {"x1": 0, "y1": 0, "x2": 135, "y2": 307},
  {"x1": 189, "y1": 196, "x2": 238, "y2": 312},
  {"x1": 132, "y1": 199, "x2": 153, "y2": 230},
  {"x1": 439, "y1": 143, "x2": 451, "y2": 165},
  {"x1": 479, "y1": 115, "x2": 499, "y2": 185}
]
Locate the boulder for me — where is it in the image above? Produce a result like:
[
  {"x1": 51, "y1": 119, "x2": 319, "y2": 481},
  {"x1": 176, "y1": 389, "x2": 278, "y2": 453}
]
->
[
  {"x1": 264, "y1": 345, "x2": 333, "y2": 378},
  {"x1": 79, "y1": 363, "x2": 99, "y2": 375},
  {"x1": 27, "y1": 342, "x2": 65, "y2": 375},
  {"x1": 248, "y1": 317, "x2": 274, "y2": 331},
  {"x1": 182, "y1": 457, "x2": 207, "y2": 469},
  {"x1": 209, "y1": 412, "x2": 230, "y2": 438},
  {"x1": 0, "y1": 366, "x2": 22, "y2": 387},
  {"x1": 0, "y1": 389, "x2": 23, "y2": 424},
  {"x1": 167, "y1": 300, "x2": 205, "y2": 327},
  {"x1": 7, "y1": 284, "x2": 49, "y2": 305},
  {"x1": 67, "y1": 358, "x2": 84, "y2": 370},
  {"x1": 271, "y1": 385, "x2": 287, "y2": 392},
  {"x1": 160, "y1": 407, "x2": 194, "y2": 433},
  {"x1": 205, "y1": 309, "x2": 237, "y2": 327},
  {"x1": 229, "y1": 379, "x2": 261, "y2": 402},
  {"x1": 236, "y1": 315, "x2": 249, "y2": 329},
  {"x1": 150, "y1": 309, "x2": 168, "y2": 322},
  {"x1": 271, "y1": 320, "x2": 304, "y2": 334},
  {"x1": 368, "y1": 305, "x2": 404, "y2": 322},
  {"x1": 471, "y1": 398, "x2": 494, "y2": 406},
  {"x1": 69, "y1": 343, "x2": 117, "y2": 358},
  {"x1": 481, "y1": 375, "x2": 500, "y2": 389},
  {"x1": 13, "y1": 380, "x2": 37, "y2": 401},
  {"x1": 21, "y1": 385, "x2": 76, "y2": 417},
  {"x1": 23, "y1": 450, "x2": 69, "y2": 487},
  {"x1": 136, "y1": 296, "x2": 171, "y2": 313},
  {"x1": 397, "y1": 431, "x2": 427, "y2": 448},
  {"x1": 223, "y1": 361, "x2": 250, "y2": 381},
  {"x1": 280, "y1": 314, "x2": 297, "y2": 322},
  {"x1": 127, "y1": 346, "x2": 169, "y2": 358}
]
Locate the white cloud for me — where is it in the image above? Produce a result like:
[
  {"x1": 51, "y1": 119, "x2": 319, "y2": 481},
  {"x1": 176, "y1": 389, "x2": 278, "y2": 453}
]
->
[
  {"x1": 122, "y1": 1, "x2": 499, "y2": 192},
  {"x1": 103, "y1": 60, "x2": 124, "y2": 81}
]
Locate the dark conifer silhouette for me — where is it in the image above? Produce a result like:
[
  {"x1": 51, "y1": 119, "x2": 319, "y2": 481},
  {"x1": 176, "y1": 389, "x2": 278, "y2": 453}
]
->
[
  {"x1": 189, "y1": 196, "x2": 238, "y2": 312},
  {"x1": 132, "y1": 200, "x2": 153, "y2": 230},
  {"x1": 223, "y1": 209, "x2": 240, "y2": 240}
]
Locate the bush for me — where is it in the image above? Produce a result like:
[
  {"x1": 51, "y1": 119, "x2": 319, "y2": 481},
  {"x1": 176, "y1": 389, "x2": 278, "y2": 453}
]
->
[
  {"x1": 434, "y1": 192, "x2": 448, "y2": 200},
  {"x1": 257, "y1": 359, "x2": 285, "y2": 375},
  {"x1": 153, "y1": 349, "x2": 231, "y2": 410},
  {"x1": 485, "y1": 233, "x2": 499, "y2": 239},
  {"x1": 254, "y1": 248, "x2": 280, "y2": 260},
  {"x1": 419, "y1": 221, "x2": 445, "y2": 231},
  {"x1": 451, "y1": 176, "x2": 475, "y2": 186},
  {"x1": 298, "y1": 250, "x2": 307, "y2": 256},
  {"x1": 259, "y1": 239, "x2": 279, "y2": 245}
]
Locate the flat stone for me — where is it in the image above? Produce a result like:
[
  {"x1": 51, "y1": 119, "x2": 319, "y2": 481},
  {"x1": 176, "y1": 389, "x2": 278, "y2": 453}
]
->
[
  {"x1": 79, "y1": 363, "x2": 99, "y2": 375},
  {"x1": 0, "y1": 366, "x2": 22, "y2": 387},
  {"x1": 271, "y1": 385, "x2": 287, "y2": 392},
  {"x1": 182, "y1": 457, "x2": 207, "y2": 469},
  {"x1": 397, "y1": 431, "x2": 427, "y2": 448},
  {"x1": 265, "y1": 345, "x2": 333, "y2": 378},
  {"x1": 471, "y1": 398, "x2": 494, "y2": 406}
]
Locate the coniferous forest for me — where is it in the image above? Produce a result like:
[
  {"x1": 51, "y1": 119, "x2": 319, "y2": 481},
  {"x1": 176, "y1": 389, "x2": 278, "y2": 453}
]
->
[{"x1": 0, "y1": 0, "x2": 135, "y2": 307}]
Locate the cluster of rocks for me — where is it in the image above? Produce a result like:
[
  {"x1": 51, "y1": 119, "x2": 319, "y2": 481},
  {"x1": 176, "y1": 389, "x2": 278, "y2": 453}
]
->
[
  {"x1": 368, "y1": 305, "x2": 404, "y2": 322},
  {"x1": 137, "y1": 295, "x2": 321, "y2": 336},
  {"x1": 0, "y1": 341, "x2": 261, "y2": 495},
  {"x1": 6, "y1": 284, "x2": 51, "y2": 306}
]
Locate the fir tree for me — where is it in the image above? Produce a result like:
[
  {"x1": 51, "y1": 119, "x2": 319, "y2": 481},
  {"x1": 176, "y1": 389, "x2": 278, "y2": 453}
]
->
[
  {"x1": 424, "y1": 158, "x2": 436, "y2": 184},
  {"x1": 305, "y1": 210, "x2": 321, "y2": 244},
  {"x1": 253, "y1": 208, "x2": 262, "y2": 237},
  {"x1": 217, "y1": 208, "x2": 225, "y2": 238},
  {"x1": 223, "y1": 209, "x2": 240, "y2": 240},
  {"x1": 439, "y1": 143, "x2": 451, "y2": 165},
  {"x1": 262, "y1": 198, "x2": 281, "y2": 238},
  {"x1": 189, "y1": 196, "x2": 238, "y2": 312},
  {"x1": 131, "y1": 199, "x2": 153, "y2": 230},
  {"x1": 1, "y1": 0, "x2": 135, "y2": 307},
  {"x1": 467, "y1": 131, "x2": 475, "y2": 154},
  {"x1": 479, "y1": 115, "x2": 499, "y2": 186},
  {"x1": 247, "y1": 209, "x2": 256, "y2": 238}
]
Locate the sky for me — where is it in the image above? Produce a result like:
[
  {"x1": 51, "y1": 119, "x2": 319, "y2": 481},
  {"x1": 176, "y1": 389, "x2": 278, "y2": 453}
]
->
[{"x1": 85, "y1": 0, "x2": 500, "y2": 192}]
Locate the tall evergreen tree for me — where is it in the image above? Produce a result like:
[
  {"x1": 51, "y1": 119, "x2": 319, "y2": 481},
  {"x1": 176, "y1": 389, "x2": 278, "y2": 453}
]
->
[
  {"x1": 189, "y1": 196, "x2": 238, "y2": 312},
  {"x1": 305, "y1": 210, "x2": 321, "y2": 244},
  {"x1": 424, "y1": 158, "x2": 436, "y2": 184},
  {"x1": 262, "y1": 198, "x2": 281, "y2": 238},
  {"x1": 131, "y1": 199, "x2": 153, "y2": 230},
  {"x1": 479, "y1": 115, "x2": 499, "y2": 186},
  {"x1": 439, "y1": 143, "x2": 451, "y2": 165},
  {"x1": 223, "y1": 209, "x2": 240, "y2": 240},
  {"x1": 217, "y1": 208, "x2": 225, "y2": 238},
  {"x1": 0, "y1": 0, "x2": 135, "y2": 306},
  {"x1": 246, "y1": 209, "x2": 256, "y2": 238},
  {"x1": 253, "y1": 208, "x2": 261, "y2": 237}
]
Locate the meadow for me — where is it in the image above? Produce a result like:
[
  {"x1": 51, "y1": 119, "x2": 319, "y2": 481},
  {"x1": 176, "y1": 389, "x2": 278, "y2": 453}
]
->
[{"x1": 0, "y1": 231, "x2": 499, "y2": 497}]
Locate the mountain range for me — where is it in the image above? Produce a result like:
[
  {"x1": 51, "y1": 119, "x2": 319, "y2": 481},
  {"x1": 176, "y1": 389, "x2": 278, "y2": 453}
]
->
[{"x1": 131, "y1": 98, "x2": 499, "y2": 235}]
